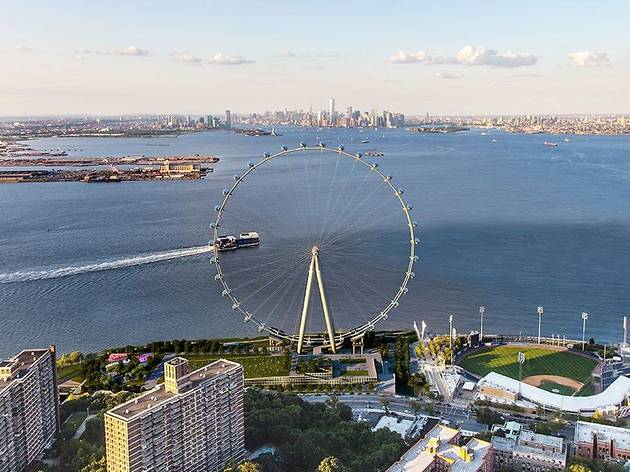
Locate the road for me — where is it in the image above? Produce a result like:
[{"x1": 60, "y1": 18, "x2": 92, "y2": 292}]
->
[
  {"x1": 300, "y1": 393, "x2": 472, "y2": 427},
  {"x1": 300, "y1": 393, "x2": 576, "y2": 440}
]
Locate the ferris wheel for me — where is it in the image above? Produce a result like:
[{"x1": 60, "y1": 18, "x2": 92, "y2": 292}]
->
[{"x1": 211, "y1": 143, "x2": 418, "y2": 353}]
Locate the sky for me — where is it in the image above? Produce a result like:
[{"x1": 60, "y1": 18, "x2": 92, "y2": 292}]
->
[{"x1": 1, "y1": 0, "x2": 629, "y2": 116}]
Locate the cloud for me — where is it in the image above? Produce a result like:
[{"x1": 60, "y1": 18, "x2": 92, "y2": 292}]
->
[
  {"x1": 389, "y1": 45, "x2": 538, "y2": 67},
  {"x1": 207, "y1": 52, "x2": 254, "y2": 65},
  {"x1": 170, "y1": 52, "x2": 203, "y2": 64},
  {"x1": 434, "y1": 72, "x2": 463, "y2": 79},
  {"x1": 96, "y1": 46, "x2": 149, "y2": 57},
  {"x1": 568, "y1": 51, "x2": 610, "y2": 67},
  {"x1": 278, "y1": 51, "x2": 343, "y2": 58},
  {"x1": 515, "y1": 72, "x2": 542, "y2": 78},
  {"x1": 16, "y1": 45, "x2": 33, "y2": 52}
]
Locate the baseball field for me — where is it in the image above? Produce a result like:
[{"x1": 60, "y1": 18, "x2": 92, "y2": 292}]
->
[{"x1": 458, "y1": 345, "x2": 598, "y2": 396}]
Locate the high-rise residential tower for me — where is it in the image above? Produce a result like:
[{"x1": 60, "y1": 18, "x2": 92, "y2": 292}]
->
[
  {"x1": 0, "y1": 347, "x2": 60, "y2": 471},
  {"x1": 104, "y1": 358, "x2": 244, "y2": 472}
]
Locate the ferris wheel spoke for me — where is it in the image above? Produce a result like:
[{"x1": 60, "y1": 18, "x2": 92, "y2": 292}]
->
[
  {"x1": 315, "y1": 149, "x2": 344, "y2": 244},
  {"x1": 317, "y1": 161, "x2": 374, "y2": 245},
  {"x1": 318, "y1": 153, "x2": 360, "y2": 241},
  {"x1": 254, "y1": 259, "x2": 305, "y2": 324},
  {"x1": 317, "y1": 176, "x2": 393, "y2": 248},
  {"x1": 226, "y1": 252, "x2": 309, "y2": 297},
  {"x1": 318, "y1": 195, "x2": 400, "y2": 251}
]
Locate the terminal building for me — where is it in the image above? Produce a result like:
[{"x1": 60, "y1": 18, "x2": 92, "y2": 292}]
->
[
  {"x1": 104, "y1": 358, "x2": 244, "y2": 472},
  {"x1": 574, "y1": 421, "x2": 630, "y2": 462},
  {"x1": 386, "y1": 423, "x2": 493, "y2": 472},
  {"x1": 159, "y1": 160, "x2": 201, "y2": 176},
  {"x1": 0, "y1": 347, "x2": 60, "y2": 471}
]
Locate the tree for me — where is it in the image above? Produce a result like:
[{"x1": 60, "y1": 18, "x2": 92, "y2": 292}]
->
[
  {"x1": 237, "y1": 462, "x2": 261, "y2": 472},
  {"x1": 318, "y1": 456, "x2": 341, "y2": 472},
  {"x1": 380, "y1": 397, "x2": 391, "y2": 413},
  {"x1": 569, "y1": 463, "x2": 592, "y2": 472},
  {"x1": 409, "y1": 399, "x2": 421, "y2": 415}
]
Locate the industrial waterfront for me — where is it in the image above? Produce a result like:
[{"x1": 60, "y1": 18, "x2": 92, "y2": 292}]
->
[{"x1": 1, "y1": 126, "x2": 629, "y2": 357}]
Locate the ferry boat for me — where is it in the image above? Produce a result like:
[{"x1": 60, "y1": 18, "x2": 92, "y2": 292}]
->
[
  {"x1": 543, "y1": 141, "x2": 558, "y2": 147},
  {"x1": 236, "y1": 232, "x2": 260, "y2": 247},
  {"x1": 491, "y1": 138, "x2": 498, "y2": 143},
  {"x1": 214, "y1": 235, "x2": 238, "y2": 251},
  {"x1": 361, "y1": 139, "x2": 369, "y2": 144},
  {"x1": 214, "y1": 232, "x2": 260, "y2": 251}
]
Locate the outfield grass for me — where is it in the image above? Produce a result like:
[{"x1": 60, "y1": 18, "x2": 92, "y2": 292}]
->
[
  {"x1": 459, "y1": 346, "x2": 597, "y2": 384},
  {"x1": 183, "y1": 354, "x2": 290, "y2": 378}
]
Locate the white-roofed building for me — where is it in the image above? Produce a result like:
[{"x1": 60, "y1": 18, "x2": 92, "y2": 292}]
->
[{"x1": 477, "y1": 372, "x2": 630, "y2": 415}]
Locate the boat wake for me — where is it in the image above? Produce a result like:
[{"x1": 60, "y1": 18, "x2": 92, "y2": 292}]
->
[{"x1": 0, "y1": 245, "x2": 213, "y2": 284}]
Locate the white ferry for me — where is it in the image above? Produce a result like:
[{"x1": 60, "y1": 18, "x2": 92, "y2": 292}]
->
[{"x1": 214, "y1": 232, "x2": 260, "y2": 251}]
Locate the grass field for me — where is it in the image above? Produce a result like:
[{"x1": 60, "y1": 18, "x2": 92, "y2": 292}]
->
[
  {"x1": 459, "y1": 345, "x2": 597, "y2": 393},
  {"x1": 183, "y1": 354, "x2": 290, "y2": 378},
  {"x1": 56, "y1": 364, "x2": 84, "y2": 384}
]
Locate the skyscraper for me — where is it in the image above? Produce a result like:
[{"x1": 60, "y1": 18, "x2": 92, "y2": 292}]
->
[
  {"x1": 0, "y1": 347, "x2": 60, "y2": 471},
  {"x1": 104, "y1": 358, "x2": 244, "y2": 472},
  {"x1": 346, "y1": 106, "x2": 353, "y2": 128},
  {"x1": 225, "y1": 110, "x2": 232, "y2": 129},
  {"x1": 329, "y1": 97, "x2": 336, "y2": 126}
]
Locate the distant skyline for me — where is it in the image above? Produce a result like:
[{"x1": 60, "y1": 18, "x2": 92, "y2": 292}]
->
[{"x1": 1, "y1": 0, "x2": 629, "y2": 116}]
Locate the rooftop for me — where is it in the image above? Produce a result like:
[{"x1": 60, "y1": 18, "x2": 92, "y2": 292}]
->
[
  {"x1": 478, "y1": 371, "x2": 630, "y2": 414},
  {"x1": 0, "y1": 349, "x2": 52, "y2": 395},
  {"x1": 575, "y1": 421, "x2": 630, "y2": 451},
  {"x1": 107, "y1": 358, "x2": 241, "y2": 421},
  {"x1": 386, "y1": 424, "x2": 492, "y2": 472}
]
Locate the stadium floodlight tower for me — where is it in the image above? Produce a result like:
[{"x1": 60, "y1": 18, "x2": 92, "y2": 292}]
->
[
  {"x1": 581, "y1": 312, "x2": 589, "y2": 351},
  {"x1": 536, "y1": 306, "x2": 544, "y2": 344},
  {"x1": 449, "y1": 314, "x2": 454, "y2": 366},
  {"x1": 517, "y1": 351, "x2": 526, "y2": 397},
  {"x1": 479, "y1": 305, "x2": 486, "y2": 341}
]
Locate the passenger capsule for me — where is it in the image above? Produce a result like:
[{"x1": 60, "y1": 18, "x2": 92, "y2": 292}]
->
[
  {"x1": 214, "y1": 274, "x2": 222, "y2": 281},
  {"x1": 355, "y1": 152, "x2": 362, "y2": 159},
  {"x1": 263, "y1": 152, "x2": 270, "y2": 158},
  {"x1": 319, "y1": 142, "x2": 326, "y2": 148},
  {"x1": 247, "y1": 162, "x2": 255, "y2": 168},
  {"x1": 398, "y1": 189, "x2": 404, "y2": 194},
  {"x1": 371, "y1": 163, "x2": 378, "y2": 169},
  {"x1": 214, "y1": 205, "x2": 221, "y2": 212},
  {"x1": 281, "y1": 145, "x2": 288, "y2": 151},
  {"x1": 209, "y1": 222, "x2": 216, "y2": 229},
  {"x1": 299, "y1": 142, "x2": 306, "y2": 148},
  {"x1": 337, "y1": 145, "x2": 344, "y2": 151},
  {"x1": 232, "y1": 303, "x2": 239, "y2": 310},
  {"x1": 232, "y1": 175, "x2": 240, "y2": 181},
  {"x1": 222, "y1": 189, "x2": 230, "y2": 195}
]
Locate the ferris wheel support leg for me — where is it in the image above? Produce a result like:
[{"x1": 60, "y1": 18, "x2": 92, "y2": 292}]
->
[
  {"x1": 297, "y1": 257, "x2": 316, "y2": 354},
  {"x1": 314, "y1": 253, "x2": 337, "y2": 353}
]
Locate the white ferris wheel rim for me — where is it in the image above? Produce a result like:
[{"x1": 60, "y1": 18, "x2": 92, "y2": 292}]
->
[{"x1": 211, "y1": 144, "x2": 418, "y2": 344}]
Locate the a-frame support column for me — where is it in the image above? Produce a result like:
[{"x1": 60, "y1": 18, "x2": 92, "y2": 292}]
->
[{"x1": 297, "y1": 246, "x2": 337, "y2": 354}]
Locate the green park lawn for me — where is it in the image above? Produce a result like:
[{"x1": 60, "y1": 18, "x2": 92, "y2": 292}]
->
[
  {"x1": 57, "y1": 363, "x2": 84, "y2": 384},
  {"x1": 183, "y1": 354, "x2": 290, "y2": 378},
  {"x1": 458, "y1": 345, "x2": 596, "y2": 385}
]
